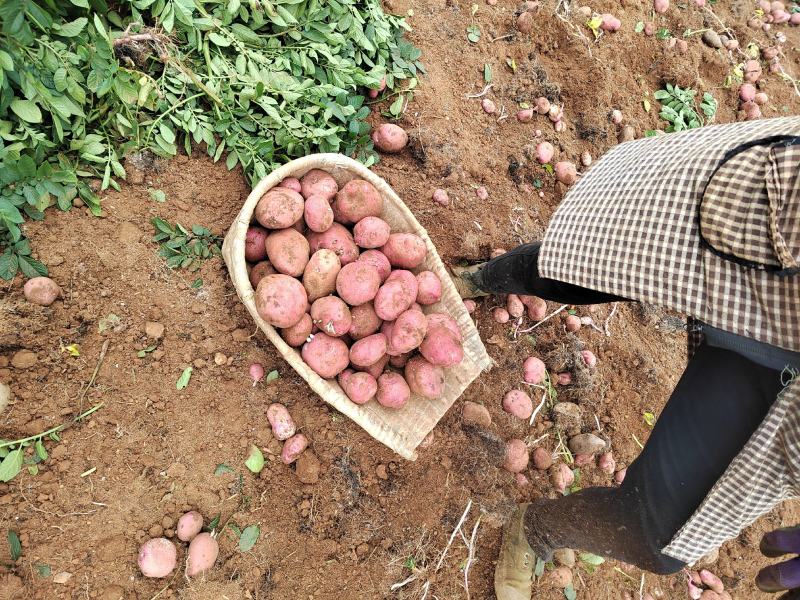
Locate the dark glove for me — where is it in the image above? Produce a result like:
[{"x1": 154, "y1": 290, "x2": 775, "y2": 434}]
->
[{"x1": 757, "y1": 526, "x2": 800, "y2": 599}]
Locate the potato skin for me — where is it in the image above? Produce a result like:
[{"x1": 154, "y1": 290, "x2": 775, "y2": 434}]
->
[
  {"x1": 300, "y1": 169, "x2": 338, "y2": 201},
  {"x1": 302, "y1": 333, "x2": 350, "y2": 378},
  {"x1": 245, "y1": 226, "x2": 269, "y2": 262},
  {"x1": 278, "y1": 177, "x2": 302, "y2": 193},
  {"x1": 310, "y1": 296, "x2": 352, "y2": 337},
  {"x1": 138, "y1": 538, "x2": 177, "y2": 578},
  {"x1": 419, "y1": 325, "x2": 464, "y2": 367},
  {"x1": 23, "y1": 277, "x2": 62, "y2": 307},
  {"x1": 280, "y1": 313, "x2": 312, "y2": 347},
  {"x1": 357, "y1": 249, "x2": 392, "y2": 282},
  {"x1": 405, "y1": 356, "x2": 445, "y2": 400},
  {"x1": 336, "y1": 261, "x2": 381, "y2": 306},
  {"x1": 340, "y1": 370, "x2": 378, "y2": 404},
  {"x1": 255, "y1": 188, "x2": 305, "y2": 229},
  {"x1": 389, "y1": 309, "x2": 428, "y2": 354},
  {"x1": 426, "y1": 313, "x2": 462, "y2": 342},
  {"x1": 302, "y1": 249, "x2": 341, "y2": 302},
  {"x1": 176, "y1": 511, "x2": 203, "y2": 542},
  {"x1": 267, "y1": 403, "x2": 296, "y2": 440},
  {"x1": 255, "y1": 274, "x2": 308, "y2": 328},
  {"x1": 353, "y1": 216, "x2": 391, "y2": 249},
  {"x1": 186, "y1": 533, "x2": 219, "y2": 577},
  {"x1": 503, "y1": 390, "x2": 534, "y2": 419},
  {"x1": 416, "y1": 271, "x2": 442, "y2": 305},
  {"x1": 349, "y1": 333, "x2": 388, "y2": 367},
  {"x1": 372, "y1": 123, "x2": 408, "y2": 153},
  {"x1": 503, "y1": 439, "x2": 530, "y2": 473},
  {"x1": 281, "y1": 433, "x2": 309, "y2": 464},
  {"x1": 374, "y1": 273, "x2": 418, "y2": 321},
  {"x1": 349, "y1": 302, "x2": 383, "y2": 340},
  {"x1": 380, "y1": 233, "x2": 426, "y2": 269},
  {"x1": 265, "y1": 228, "x2": 310, "y2": 277},
  {"x1": 355, "y1": 353, "x2": 389, "y2": 379},
  {"x1": 249, "y1": 261, "x2": 276, "y2": 288},
  {"x1": 333, "y1": 179, "x2": 383, "y2": 224},
  {"x1": 307, "y1": 223, "x2": 360, "y2": 265},
  {"x1": 376, "y1": 372, "x2": 411, "y2": 408},
  {"x1": 304, "y1": 194, "x2": 334, "y2": 233},
  {"x1": 523, "y1": 357, "x2": 546, "y2": 384}
]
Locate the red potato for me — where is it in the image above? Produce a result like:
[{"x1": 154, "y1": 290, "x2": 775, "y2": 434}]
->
[
  {"x1": 380, "y1": 233, "x2": 427, "y2": 269},
  {"x1": 614, "y1": 467, "x2": 627, "y2": 484},
  {"x1": 416, "y1": 271, "x2": 442, "y2": 305},
  {"x1": 427, "y1": 313, "x2": 462, "y2": 342},
  {"x1": 353, "y1": 216, "x2": 391, "y2": 248},
  {"x1": 376, "y1": 372, "x2": 411, "y2": 408},
  {"x1": 389, "y1": 352, "x2": 412, "y2": 368},
  {"x1": 23, "y1": 276, "x2": 62, "y2": 306},
  {"x1": 177, "y1": 512, "x2": 203, "y2": 542},
  {"x1": 249, "y1": 363, "x2": 265, "y2": 384},
  {"x1": 493, "y1": 307, "x2": 510, "y2": 323},
  {"x1": 597, "y1": 451, "x2": 616, "y2": 475},
  {"x1": 265, "y1": 228, "x2": 310, "y2": 277},
  {"x1": 516, "y1": 11, "x2": 534, "y2": 33},
  {"x1": 481, "y1": 98, "x2": 497, "y2": 114},
  {"x1": 281, "y1": 433, "x2": 309, "y2": 464},
  {"x1": 374, "y1": 272, "x2": 418, "y2": 321},
  {"x1": 303, "y1": 195, "x2": 334, "y2": 233},
  {"x1": 564, "y1": 314, "x2": 581, "y2": 332},
  {"x1": 300, "y1": 169, "x2": 338, "y2": 201},
  {"x1": 245, "y1": 226, "x2": 269, "y2": 262},
  {"x1": 574, "y1": 453, "x2": 593, "y2": 467},
  {"x1": 610, "y1": 109, "x2": 623, "y2": 125},
  {"x1": 555, "y1": 162, "x2": 577, "y2": 185},
  {"x1": 420, "y1": 325, "x2": 464, "y2": 367},
  {"x1": 475, "y1": 186, "x2": 489, "y2": 200},
  {"x1": 302, "y1": 333, "x2": 350, "y2": 378},
  {"x1": 255, "y1": 188, "x2": 305, "y2": 229},
  {"x1": 536, "y1": 97, "x2": 551, "y2": 115},
  {"x1": 278, "y1": 177, "x2": 302, "y2": 193},
  {"x1": 600, "y1": 13, "x2": 621, "y2": 31},
  {"x1": 357, "y1": 249, "x2": 392, "y2": 282},
  {"x1": 280, "y1": 313, "x2": 313, "y2": 347},
  {"x1": 249, "y1": 261, "x2": 276, "y2": 288},
  {"x1": 334, "y1": 179, "x2": 384, "y2": 224},
  {"x1": 739, "y1": 83, "x2": 756, "y2": 102},
  {"x1": 503, "y1": 439, "x2": 529, "y2": 473},
  {"x1": 307, "y1": 222, "x2": 360, "y2": 265},
  {"x1": 372, "y1": 123, "x2": 408, "y2": 153},
  {"x1": 389, "y1": 309, "x2": 428, "y2": 354},
  {"x1": 503, "y1": 390, "x2": 533, "y2": 419},
  {"x1": 581, "y1": 349, "x2": 597, "y2": 368},
  {"x1": 536, "y1": 142, "x2": 554, "y2": 164},
  {"x1": 742, "y1": 101, "x2": 762, "y2": 121},
  {"x1": 550, "y1": 462, "x2": 575, "y2": 493},
  {"x1": 267, "y1": 403, "x2": 296, "y2": 440},
  {"x1": 186, "y1": 533, "x2": 219, "y2": 577},
  {"x1": 523, "y1": 357, "x2": 546, "y2": 384},
  {"x1": 310, "y1": 296, "x2": 352, "y2": 337},
  {"x1": 349, "y1": 333, "x2": 388, "y2": 367},
  {"x1": 340, "y1": 370, "x2": 378, "y2": 404},
  {"x1": 744, "y1": 59, "x2": 762, "y2": 83},
  {"x1": 349, "y1": 302, "x2": 383, "y2": 339},
  {"x1": 463, "y1": 299, "x2": 477, "y2": 314},
  {"x1": 791, "y1": 12, "x2": 800, "y2": 25},
  {"x1": 255, "y1": 274, "x2": 308, "y2": 328},
  {"x1": 356, "y1": 353, "x2": 390, "y2": 379},
  {"x1": 532, "y1": 447, "x2": 553, "y2": 470},
  {"x1": 754, "y1": 92, "x2": 769, "y2": 106},
  {"x1": 405, "y1": 356, "x2": 445, "y2": 400},
  {"x1": 520, "y1": 295, "x2": 547, "y2": 320},
  {"x1": 336, "y1": 261, "x2": 381, "y2": 306},
  {"x1": 138, "y1": 538, "x2": 177, "y2": 578},
  {"x1": 507, "y1": 294, "x2": 525, "y2": 318},
  {"x1": 517, "y1": 108, "x2": 534, "y2": 122},
  {"x1": 302, "y1": 249, "x2": 341, "y2": 302},
  {"x1": 432, "y1": 188, "x2": 450, "y2": 205},
  {"x1": 654, "y1": 0, "x2": 669, "y2": 13}
]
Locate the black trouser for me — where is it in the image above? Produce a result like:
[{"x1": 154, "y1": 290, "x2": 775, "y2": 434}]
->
[{"x1": 477, "y1": 244, "x2": 785, "y2": 573}]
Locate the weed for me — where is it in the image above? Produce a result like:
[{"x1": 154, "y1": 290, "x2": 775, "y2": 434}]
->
[
  {"x1": 654, "y1": 84, "x2": 717, "y2": 132},
  {"x1": 151, "y1": 218, "x2": 220, "y2": 270}
]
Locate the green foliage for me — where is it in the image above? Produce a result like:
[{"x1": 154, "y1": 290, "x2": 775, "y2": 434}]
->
[
  {"x1": 176, "y1": 366, "x2": 193, "y2": 389},
  {"x1": 238, "y1": 524, "x2": 260, "y2": 552},
  {"x1": 654, "y1": 84, "x2": 717, "y2": 132},
  {"x1": 244, "y1": 443, "x2": 264, "y2": 473},
  {"x1": 7, "y1": 530, "x2": 22, "y2": 561},
  {"x1": 152, "y1": 218, "x2": 221, "y2": 270},
  {"x1": 0, "y1": 0, "x2": 423, "y2": 279}
]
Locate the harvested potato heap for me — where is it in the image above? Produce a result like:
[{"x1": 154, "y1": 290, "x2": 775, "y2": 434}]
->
[{"x1": 246, "y1": 168, "x2": 464, "y2": 409}]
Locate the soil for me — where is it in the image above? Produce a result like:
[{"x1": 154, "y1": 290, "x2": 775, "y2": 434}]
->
[{"x1": 2, "y1": 1, "x2": 799, "y2": 600}]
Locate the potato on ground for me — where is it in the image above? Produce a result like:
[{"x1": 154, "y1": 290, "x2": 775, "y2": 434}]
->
[
  {"x1": 420, "y1": 324, "x2": 464, "y2": 367},
  {"x1": 265, "y1": 227, "x2": 310, "y2": 277},
  {"x1": 267, "y1": 403, "x2": 296, "y2": 440},
  {"x1": 138, "y1": 538, "x2": 177, "y2": 578},
  {"x1": 302, "y1": 333, "x2": 350, "y2": 378},
  {"x1": 281, "y1": 433, "x2": 309, "y2": 464},
  {"x1": 349, "y1": 333, "x2": 388, "y2": 367},
  {"x1": 303, "y1": 195, "x2": 334, "y2": 233},
  {"x1": 249, "y1": 261, "x2": 276, "y2": 288},
  {"x1": 376, "y1": 372, "x2": 411, "y2": 408},
  {"x1": 307, "y1": 222, "x2": 360, "y2": 265},
  {"x1": 416, "y1": 271, "x2": 442, "y2": 305},
  {"x1": 300, "y1": 169, "x2": 338, "y2": 200},
  {"x1": 353, "y1": 216, "x2": 391, "y2": 248},
  {"x1": 405, "y1": 356, "x2": 445, "y2": 400},
  {"x1": 374, "y1": 270, "x2": 418, "y2": 321},
  {"x1": 357, "y1": 249, "x2": 392, "y2": 282},
  {"x1": 280, "y1": 313, "x2": 313, "y2": 347},
  {"x1": 336, "y1": 261, "x2": 381, "y2": 306},
  {"x1": 310, "y1": 296, "x2": 352, "y2": 337},
  {"x1": 338, "y1": 369, "x2": 378, "y2": 404},
  {"x1": 255, "y1": 187, "x2": 305, "y2": 229},
  {"x1": 503, "y1": 390, "x2": 534, "y2": 419},
  {"x1": 349, "y1": 302, "x2": 383, "y2": 339},
  {"x1": 186, "y1": 533, "x2": 219, "y2": 577},
  {"x1": 503, "y1": 439, "x2": 530, "y2": 473},
  {"x1": 523, "y1": 357, "x2": 546, "y2": 384},
  {"x1": 333, "y1": 179, "x2": 384, "y2": 224},
  {"x1": 23, "y1": 277, "x2": 62, "y2": 306},
  {"x1": 245, "y1": 226, "x2": 269, "y2": 262},
  {"x1": 176, "y1": 512, "x2": 203, "y2": 542},
  {"x1": 255, "y1": 274, "x2": 308, "y2": 328},
  {"x1": 372, "y1": 123, "x2": 408, "y2": 153},
  {"x1": 302, "y1": 249, "x2": 341, "y2": 302},
  {"x1": 388, "y1": 309, "x2": 428, "y2": 354},
  {"x1": 380, "y1": 233, "x2": 427, "y2": 269}
]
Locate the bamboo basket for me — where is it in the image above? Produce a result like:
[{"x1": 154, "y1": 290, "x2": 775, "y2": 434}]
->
[{"x1": 222, "y1": 154, "x2": 493, "y2": 459}]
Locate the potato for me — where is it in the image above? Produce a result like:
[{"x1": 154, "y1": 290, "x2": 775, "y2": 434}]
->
[
  {"x1": 255, "y1": 188, "x2": 305, "y2": 229},
  {"x1": 267, "y1": 403, "x2": 297, "y2": 440},
  {"x1": 255, "y1": 274, "x2": 308, "y2": 328},
  {"x1": 532, "y1": 447, "x2": 553, "y2": 470},
  {"x1": 280, "y1": 313, "x2": 312, "y2": 347},
  {"x1": 494, "y1": 307, "x2": 510, "y2": 323},
  {"x1": 503, "y1": 390, "x2": 533, "y2": 419},
  {"x1": 380, "y1": 233, "x2": 426, "y2": 269},
  {"x1": 249, "y1": 261, "x2": 276, "y2": 288},
  {"x1": 426, "y1": 313, "x2": 462, "y2": 342},
  {"x1": 654, "y1": 0, "x2": 669, "y2": 13},
  {"x1": 333, "y1": 179, "x2": 384, "y2": 225},
  {"x1": 600, "y1": 13, "x2": 621, "y2": 31},
  {"x1": 341, "y1": 370, "x2": 378, "y2": 404},
  {"x1": 349, "y1": 333, "x2": 388, "y2": 367},
  {"x1": 186, "y1": 533, "x2": 219, "y2": 577},
  {"x1": 336, "y1": 261, "x2": 381, "y2": 306},
  {"x1": 249, "y1": 363, "x2": 265, "y2": 383},
  {"x1": 389, "y1": 352, "x2": 412, "y2": 368},
  {"x1": 304, "y1": 195, "x2": 334, "y2": 233},
  {"x1": 376, "y1": 372, "x2": 411, "y2": 408},
  {"x1": 302, "y1": 333, "x2": 349, "y2": 378},
  {"x1": 245, "y1": 226, "x2": 269, "y2": 262},
  {"x1": 281, "y1": 433, "x2": 309, "y2": 464},
  {"x1": 374, "y1": 274, "x2": 418, "y2": 321},
  {"x1": 416, "y1": 271, "x2": 442, "y2": 305},
  {"x1": 389, "y1": 309, "x2": 428, "y2": 354},
  {"x1": 347, "y1": 302, "x2": 381, "y2": 340},
  {"x1": 564, "y1": 314, "x2": 581, "y2": 332},
  {"x1": 302, "y1": 249, "x2": 341, "y2": 302},
  {"x1": 463, "y1": 299, "x2": 477, "y2": 314},
  {"x1": 307, "y1": 223, "x2": 360, "y2": 265},
  {"x1": 404, "y1": 356, "x2": 445, "y2": 400},
  {"x1": 550, "y1": 463, "x2": 575, "y2": 493},
  {"x1": 581, "y1": 350, "x2": 597, "y2": 368},
  {"x1": 614, "y1": 467, "x2": 627, "y2": 484},
  {"x1": 420, "y1": 325, "x2": 463, "y2": 367},
  {"x1": 507, "y1": 294, "x2": 525, "y2": 318},
  {"x1": 23, "y1": 277, "x2": 61, "y2": 307},
  {"x1": 353, "y1": 216, "x2": 391, "y2": 248},
  {"x1": 536, "y1": 142, "x2": 554, "y2": 164},
  {"x1": 520, "y1": 295, "x2": 547, "y2": 320},
  {"x1": 300, "y1": 168, "x2": 338, "y2": 200},
  {"x1": 503, "y1": 439, "x2": 529, "y2": 473},
  {"x1": 265, "y1": 228, "x2": 310, "y2": 277},
  {"x1": 357, "y1": 249, "x2": 392, "y2": 282},
  {"x1": 278, "y1": 177, "x2": 302, "y2": 193},
  {"x1": 523, "y1": 357, "x2": 546, "y2": 384},
  {"x1": 176, "y1": 511, "x2": 203, "y2": 542},
  {"x1": 138, "y1": 538, "x2": 177, "y2": 578},
  {"x1": 356, "y1": 353, "x2": 390, "y2": 379},
  {"x1": 372, "y1": 123, "x2": 408, "y2": 153},
  {"x1": 310, "y1": 296, "x2": 352, "y2": 337},
  {"x1": 597, "y1": 451, "x2": 616, "y2": 475},
  {"x1": 555, "y1": 162, "x2": 577, "y2": 185}
]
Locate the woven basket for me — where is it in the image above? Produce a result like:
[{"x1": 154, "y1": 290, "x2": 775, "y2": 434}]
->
[{"x1": 222, "y1": 154, "x2": 493, "y2": 460}]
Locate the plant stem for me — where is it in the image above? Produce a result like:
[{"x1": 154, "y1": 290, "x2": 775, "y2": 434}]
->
[{"x1": 0, "y1": 403, "x2": 104, "y2": 450}]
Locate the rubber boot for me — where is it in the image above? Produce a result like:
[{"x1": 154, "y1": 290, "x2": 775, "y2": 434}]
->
[
  {"x1": 449, "y1": 263, "x2": 489, "y2": 299},
  {"x1": 495, "y1": 503, "x2": 536, "y2": 600}
]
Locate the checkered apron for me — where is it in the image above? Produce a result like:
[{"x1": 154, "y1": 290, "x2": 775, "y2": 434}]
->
[{"x1": 539, "y1": 117, "x2": 800, "y2": 564}]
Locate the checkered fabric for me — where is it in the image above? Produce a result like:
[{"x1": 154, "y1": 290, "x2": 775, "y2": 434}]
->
[{"x1": 538, "y1": 117, "x2": 800, "y2": 564}]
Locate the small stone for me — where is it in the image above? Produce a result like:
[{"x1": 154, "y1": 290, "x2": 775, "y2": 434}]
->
[
  {"x1": 375, "y1": 464, "x2": 389, "y2": 480},
  {"x1": 148, "y1": 524, "x2": 164, "y2": 538},
  {"x1": 11, "y1": 350, "x2": 37, "y2": 370},
  {"x1": 296, "y1": 451, "x2": 321, "y2": 484},
  {"x1": 698, "y1": 547, "x2": 720, "y2": 565},
  {"x1": 49, "y1": 255, "x2": 65, "y2": 267},
  {"x1": 145, "y1": 322, "x2": 165, "y2": 339},
  {"x1": 580, "y1": 151, "x2": 592, "y2": 167},
  {"x1": 619, "y1": 125, "x2": 637, "y2": 143},
  {"x1": 99, "y1": 585, "x2": 128, "y2": 600},
  {"x1": 356, "y1": 543, "x2": 370, "y2": 558},
  {"x1": 214, "y1": 353, "x2": 227, "y2": 366},
  {"x1": 568, "y1": 433, "x2": 607, "y2": 455},
  {"x1": 232, "y1": 328, "x2": 250, "y2": 342},
  {"x1": 53, "y1": 572, "x2": 73, "y2": 584},
  {"x1": 553, "y1": 548, "x2": 576, "y2": 567},
  {"x1": 462, "y1": 401, "x2": 492, "y2": 428},
  {"x1": 0, "y1": 383, "x2": 11, "y2": 412},
  {"x1": 702, "y1": 30, "x2": 722, "y2": 49},
  {"x1": 546, "y1": 565, "x2": 573, "y2": 588}
]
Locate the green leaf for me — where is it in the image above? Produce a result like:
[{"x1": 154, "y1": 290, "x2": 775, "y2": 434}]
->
[
  {"x1": 70, "y1": 0, "x2": 90, "y2": 7},
  {"x1": 634, "y1": 21, "x2": 644, "y2": 33},
  {"x1": 389, "y1": 95, "x2": 404, "y2": 116},
  {"x1": 483, "y1": 63, "x2": 492, "y2": 82},
  {"x1": 10, "y1": 100, "x2": 42, "y2": 124},
  {"x1": 35, "y1": 563, "x2": 51, "y2": 577},
  {"x1": 238, "y1": 525, "x2": 260, "y2": 552},
  {"x1": 137, "y1": 344, "x2": 157, "y2": 358},
  {"x1": 149, "y1": 189, "x2": 166, "y2": 202},
  {"x1": 56, "y1": 17, "x2": 88, "y2": 37},
  {"x1": 206, "y1": 514, "x2": 220, "y2": 532},
  {"x1": 564, "y1": 585, "x2": 577, "y2": 600},
  {"x1": 265, "y1": 370, "x2": 279, "y2": 384},
  {"x1": 35, "y1": 440, "x2": 48, "y2": 461},
  {"x1": 579, "y1": 552, "x2": 605, "y2": 566},
  {"x1": 0, "y1": 50, "x2": 13, "y2": 71},
  {"x1": 8, "y1": 530, "x2": 22, "y2": 561},
  {"x1": 0, "y1": 449, "x2": 23, "y2": 482},
  {"x1": 244, "y1": 444, "x2": 264, "y2": 474},
  {"x1": 643, "y1": 411, "x2": 656, "y2": 427},
  {"x1": 534, "y1": 557, "x2": 545, "y2": 578},
  {"x1": 214, "y1": 463, "x2": 234, "y2": 476},
  {"x1": 176, "y1": 367, "x2": 193, "y2": 390}
]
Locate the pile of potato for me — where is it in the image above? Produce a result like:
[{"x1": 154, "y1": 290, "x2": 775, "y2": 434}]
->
[
  {"x1": 246, "y1": 168, "x2": 464, "y2": 408},
  {"x1": 138, "y1": 511, "x2": 217, "y2": 579}
]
